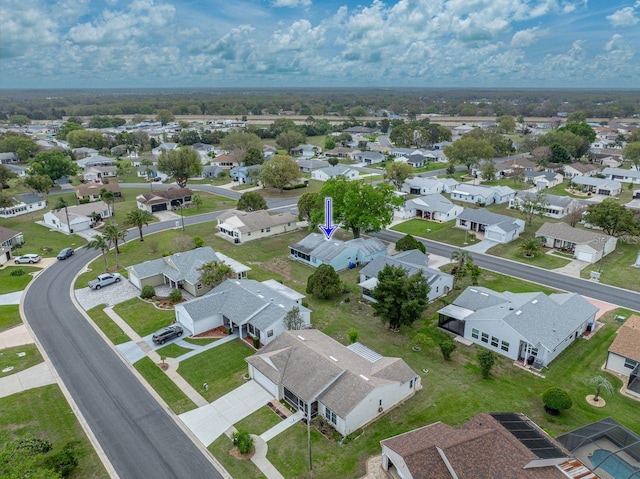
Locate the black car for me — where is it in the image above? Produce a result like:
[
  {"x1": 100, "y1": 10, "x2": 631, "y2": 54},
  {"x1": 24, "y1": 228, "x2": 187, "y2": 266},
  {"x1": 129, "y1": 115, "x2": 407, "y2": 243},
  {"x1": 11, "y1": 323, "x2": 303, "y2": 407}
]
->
[
  {"x1": 152, "y1": 325, "x2": 184, "y2": 344},
  {"x1": 57, "y1": 247, "x2": 74, "y2": 260}
]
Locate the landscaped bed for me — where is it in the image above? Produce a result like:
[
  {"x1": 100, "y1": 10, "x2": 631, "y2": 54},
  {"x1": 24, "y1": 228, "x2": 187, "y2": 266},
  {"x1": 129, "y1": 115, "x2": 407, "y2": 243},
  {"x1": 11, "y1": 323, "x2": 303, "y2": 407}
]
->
[{"x1": 0, "y1": 265, "x2": 40, "y2": 294}]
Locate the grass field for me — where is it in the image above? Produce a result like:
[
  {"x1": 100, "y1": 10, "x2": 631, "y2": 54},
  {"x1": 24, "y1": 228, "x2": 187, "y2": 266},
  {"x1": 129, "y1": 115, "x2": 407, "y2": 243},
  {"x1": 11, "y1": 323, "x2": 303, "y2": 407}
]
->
[
  {"x1": 85, "y1": 305, "x2": 130, "y2": 345},
  {"x1": 112, "y1": 298, "x2": 175, "y2": 337},
  {"x1": 0, "y1": 385, "x2": 108, "y2": 478},
  {"x1": 580, "y1": 240, "x2": 640, "y2": 291},
  {"x1": 156, "y1": 342, "x2": 193, "y2": 358},
  {"x1": 208, "y1": 435, "x2": 265, "y2": 479},
  {"x1": 0, "y1": 344, "x2": 43, "y2": 375},
  {"x1": 487, "y1": 235, "x2": 572, "y2": 270},
  {"x1": 0, "y1": 265, "x2": 39, "y2": 293},
  {"x1": 133, "y1": 357, "x2": 197, "y2": 414},
  {"x1": 234, "y1": 406, "x2": 282, "y2": 436},
  {"x1": 0, "y1": 304, "x2": 21, "y2": 332}
]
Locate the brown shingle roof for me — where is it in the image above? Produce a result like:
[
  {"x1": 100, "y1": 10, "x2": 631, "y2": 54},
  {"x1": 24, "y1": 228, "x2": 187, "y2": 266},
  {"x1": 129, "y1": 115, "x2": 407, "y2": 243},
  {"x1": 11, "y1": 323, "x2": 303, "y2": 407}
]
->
[
  {"x1": 75, "y1": 182, "x2": 121, "y2": 197},
  {"x1": 567, "y1": 162, "x2": 601, "y2": 174},
  {"x1": 0, "y1": 226, "x2": 21, "y2": 244},
  {"x1": 609, "y1": 315, "x2": 640, "y2": 362},
  {"x1": 535, "y1": 222, "x2": 613, "y2": 251},
  {"x1": 217, "y1": 209, "x2": 296, "y2": 233}
]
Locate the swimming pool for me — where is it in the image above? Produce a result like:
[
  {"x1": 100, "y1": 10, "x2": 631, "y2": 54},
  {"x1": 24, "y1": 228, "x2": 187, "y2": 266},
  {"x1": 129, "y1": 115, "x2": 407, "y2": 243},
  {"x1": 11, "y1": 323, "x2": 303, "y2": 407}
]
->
[{"x1": 589, "y1": 448, "x2": 640, "y2": 479}]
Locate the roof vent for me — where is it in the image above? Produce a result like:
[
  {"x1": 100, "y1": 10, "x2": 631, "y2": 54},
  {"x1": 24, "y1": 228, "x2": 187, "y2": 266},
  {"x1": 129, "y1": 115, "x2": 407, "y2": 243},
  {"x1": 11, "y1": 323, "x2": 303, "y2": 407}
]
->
[
  {"x1": 329, "y1": 356, "x2": 338, "y2": 362},
  {"x1": 532, "y1": 300, "x2": 538, "y2": 304},
  {"x1": 297, "y1": 335, "x2": 306, "y2": 341},
  {"x1": 359, "y1": 374, "x2": 369, "y2": 381},
  {"x1": 470, "y1": 288, "x2": 478, "y2": 293},
  {"x1": 509, "y1": 307, "x2": 514, "y2": 311},
  {"x1": 515, "y1": 310, "x2": 522, "y2": 315},
  {"x1": 480, "y1": 292, "x2": 489, "y2": 297}
]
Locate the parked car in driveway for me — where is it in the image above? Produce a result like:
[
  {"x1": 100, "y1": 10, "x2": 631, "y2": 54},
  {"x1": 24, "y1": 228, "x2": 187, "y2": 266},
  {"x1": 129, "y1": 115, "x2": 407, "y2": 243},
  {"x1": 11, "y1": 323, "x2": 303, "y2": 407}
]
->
[
  {"x1": 88, "y1": 273, "x2": 122, "y2": 290},
  {"x1": 152, "y1": 325, "x2": 184, "y2": 344},
  {"x1": 57, "y1": 248, "x2": 74, "y2": 260},
  {"x1": 14, "y1": 254, "x2": 42, "y2": 264}
]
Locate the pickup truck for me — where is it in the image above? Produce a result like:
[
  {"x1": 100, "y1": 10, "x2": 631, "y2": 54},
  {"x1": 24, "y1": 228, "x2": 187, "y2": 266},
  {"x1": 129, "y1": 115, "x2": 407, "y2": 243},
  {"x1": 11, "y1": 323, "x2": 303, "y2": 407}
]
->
[{"x1": 88, "y1": 273, "x2": 122, "y2": 290}]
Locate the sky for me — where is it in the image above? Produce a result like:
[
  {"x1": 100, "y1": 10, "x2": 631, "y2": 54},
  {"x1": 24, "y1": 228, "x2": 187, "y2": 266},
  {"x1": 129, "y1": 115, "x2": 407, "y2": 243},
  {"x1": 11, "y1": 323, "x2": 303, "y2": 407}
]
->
[{"x1": 1, "y1": 0, "x2": 639, "y2": 89}]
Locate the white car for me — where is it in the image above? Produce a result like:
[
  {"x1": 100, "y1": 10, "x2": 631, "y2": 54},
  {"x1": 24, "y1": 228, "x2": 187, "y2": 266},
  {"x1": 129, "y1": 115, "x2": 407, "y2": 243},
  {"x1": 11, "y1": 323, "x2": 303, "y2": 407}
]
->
[
  {"x1": 14, "y1": 254, "x2": 42, "y2": 264},
  {"x1": 88, "y1": 273, "x2": 122, "y2": 290}
]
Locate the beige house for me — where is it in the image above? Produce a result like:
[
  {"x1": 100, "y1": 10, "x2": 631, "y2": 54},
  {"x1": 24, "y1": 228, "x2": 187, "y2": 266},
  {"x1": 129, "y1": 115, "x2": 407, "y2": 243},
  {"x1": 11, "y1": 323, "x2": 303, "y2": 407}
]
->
[
  {"x1": 126, "y1": 246, "x2": 250, "y2": 297},
  {"x1": 216, "y1": 209, "x2": 299, "y2": 243},
  {"x1": 605, "y1": 315, "x2": 640, "y2": 398},
  {"x1": 136, "y1": 187, "x2": 192, "y2": 213},
  {"x1": 75, "y1": 182, "x2": 122, "y2": 202},
  {"x1": 535, "y1": 222, "x2": 617, "y2": 264}
]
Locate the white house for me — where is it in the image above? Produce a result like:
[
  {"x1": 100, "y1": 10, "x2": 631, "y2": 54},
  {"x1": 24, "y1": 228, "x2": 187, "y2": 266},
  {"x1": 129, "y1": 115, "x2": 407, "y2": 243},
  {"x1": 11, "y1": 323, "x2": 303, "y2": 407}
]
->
[
  {"x1": 524, "y1": 171, "x2": 563, "y2": 189},
  {"x1": 246, "y1": 330, "x2": 420, "y2": 436},
  {"x1": 291, "y1": 144, "x2": 320, "y2": 158},
  {"x1": 311, "y1": 165, "x2": 359, "y2": 182},
  {"x1": 43, "y1": 201, "x2": 111, "y2": 234},
  {"x1": 602, "y1": 167, "x2": 640, "y2": 184},
  {"x1": 509, "y1": 192, "x2": 583, "y2": 219},
  {"x1": 449, "y1": 184, "x2": 516, "y2": 205},
  {"x1": 456, "y1": 209, "x2": 525, "y2": 244},
  {"x1": 352, "y1": 151, "x2": 385, "y2": 165},
  {"x1": 563, "y1": 163, "x2": 601, "y2": 179},
  {"x1": 570, "y1": 176, "x2": 622, "y2": 196},
  {"x1": 152, "y1": 142, "x2": 178, "y2": 156},
  {"x1": 438, "y1": 286, "x2": 598, "y2": 367},
  {"x1": 535, "y1": 222, "x2": 617, "y2": 263},
  {"x1": 216, "y1": 209, "x2": 299, "y2": 243},
  {"x1": 0, "y1": 193, "x2": 46, "y2": 218},
  {"x1": 397, "y1": 194, "x2": 463, "y2": 222},
  {"x1": 605, "y1": 315, "x2": 640, "y2": 398},
  {"x1": 76, "y1": 154, "x2": 117, "y2": 168},
  {"x1": 174, "y1": 279, "x2": 310, "y2": 341},
  {"x1": 401, "y1": 177, "x2": 459, "y2": 196},
  {"x1": 358, "y1": 250, "x2": 454, "y2": 302}
]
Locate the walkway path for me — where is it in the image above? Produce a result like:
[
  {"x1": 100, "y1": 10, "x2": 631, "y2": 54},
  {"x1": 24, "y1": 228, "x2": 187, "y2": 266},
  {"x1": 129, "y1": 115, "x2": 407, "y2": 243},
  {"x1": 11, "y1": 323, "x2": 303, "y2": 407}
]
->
[
  {"x1": 0, "y1": 324, "x2": 33, "y2": 349},
  {"x1": 0, "y1": 362, "x2": 55, "y2": 399},
  {"x1": 251, "y1": 435, "x2": 286, "y2": 479},
  {"x1": 260, "y1": 410, "x2": 304, "y2": 442}
]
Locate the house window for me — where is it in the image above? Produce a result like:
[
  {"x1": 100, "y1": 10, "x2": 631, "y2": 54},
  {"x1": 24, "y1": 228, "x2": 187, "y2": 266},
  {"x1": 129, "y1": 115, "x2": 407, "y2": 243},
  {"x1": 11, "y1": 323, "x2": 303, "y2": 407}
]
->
[
  {"x1": 531, "y1": 348, "x2": 539, "y2": 357},
  {"x1": 261, "y1": 228, "x2": 264, "y2": 233},
  {"x1": 501, "y1": 341, "x2": 510, "y2": 352},
  {"x1": 266, "y1": 227, "x2": 271, "y2": 232},
  {"x1": 267, "y1": 330, "x2": 273, "y2": 338},
  {"x1": 409, "y1": 379, "x2": 413, "y2": 389},
  {"x1": 624, "y1": 358, "x2": 639, "y2": 370},
  {"x1": 247, "y1": 232, "x2": 251, "y2": 236},
  {"x1": 197, "y1": 284, "x2": 202, "y2": 290},
  {"x1": 481, "y1": 332, "x2": 489, "y2": 343},
  {"x1": 471, "y1": 329, "x2": 479, "y2": 339},
  {"x1": 325, "y1": 407, "x2": 337, "y2": 425},
  {"x1": 491, "y1": 336, "x2": 499, "y2": 348}
]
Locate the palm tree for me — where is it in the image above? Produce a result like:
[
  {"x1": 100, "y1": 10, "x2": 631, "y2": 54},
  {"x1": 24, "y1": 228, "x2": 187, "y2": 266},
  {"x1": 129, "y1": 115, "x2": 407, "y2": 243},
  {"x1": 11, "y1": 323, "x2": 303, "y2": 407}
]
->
[
  {"x1": 86, "y1": 234, "x2": 109, "y2": 272},
  {"x1": 450, "y1": 249, "x2": 472, "y2": 274},
  {"x1": 519, "y1": 237, "x2": 543, "y2": 258},
  {"x1": 102, "y1": 221, "x2": 126, "y2": 268},
  {"x1": 588, "y1": 375, "x2": 614, "y2": 402},
  {"x1": 54, "y1": 197, "x2": 72, "y2": 234},
  {"x1": 191, "y1": 194, "x2": 203, "y2": 211},
  {"x1": 101, "y1": 189, "x2": 115, "y2": 217},
  {"x1": 124, "y1": 208, "x2": 154, "y2": 241}
]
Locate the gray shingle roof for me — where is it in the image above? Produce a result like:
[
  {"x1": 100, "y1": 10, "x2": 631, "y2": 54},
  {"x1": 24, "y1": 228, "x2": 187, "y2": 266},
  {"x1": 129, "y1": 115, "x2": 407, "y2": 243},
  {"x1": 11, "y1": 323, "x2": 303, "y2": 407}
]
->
[
  {"x1": 514, "y1": 192, "x2": 576, "y2": 208},
  {"x1": 406, "y1": 193, "x2": 455, "y2": 214},
  {"x1": 360, "y1": 250, "x2": 448, "y2": 286},
  {"x1": 128, "y1": 247, "x2": 219, "y2": 284},
  {"x1": 217, "y1": 209, "x2": 296, "y2": 233},
  {"x1": 535, "y1": 222, "x2": 613, "y2": 251},
  {"x1": 290, "y1": 233, "x2": 385, "y2": 262},
  {"x1": 458, "y1": 209, "x2": 523, "y2": 232}
]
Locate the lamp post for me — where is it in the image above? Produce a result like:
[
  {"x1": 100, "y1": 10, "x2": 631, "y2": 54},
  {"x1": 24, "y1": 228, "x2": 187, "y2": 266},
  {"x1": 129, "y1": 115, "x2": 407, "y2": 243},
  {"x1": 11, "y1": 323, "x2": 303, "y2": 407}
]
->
[
  {"x1": 307, "y1": 402, "x2": 313, "y2": 479},
  {"x1": 180, "y1": 196, "x2": 185, "y2": 231}
]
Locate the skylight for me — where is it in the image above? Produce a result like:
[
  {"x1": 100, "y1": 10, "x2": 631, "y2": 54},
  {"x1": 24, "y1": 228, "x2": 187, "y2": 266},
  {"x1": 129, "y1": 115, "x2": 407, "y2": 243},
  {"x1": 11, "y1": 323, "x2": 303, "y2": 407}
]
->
[
  {"x1": 359, "y1": 374, "x2": 369, "y2": 381},
  {"x1": 515, "y1": 310, "x2": 522, "y2": 315},
  {"x1": 297, "y1": 335, "x2": 306, "y2": 341},
  {"x1": 329, "y1": 356, "x2": 338, "y2": 362}
]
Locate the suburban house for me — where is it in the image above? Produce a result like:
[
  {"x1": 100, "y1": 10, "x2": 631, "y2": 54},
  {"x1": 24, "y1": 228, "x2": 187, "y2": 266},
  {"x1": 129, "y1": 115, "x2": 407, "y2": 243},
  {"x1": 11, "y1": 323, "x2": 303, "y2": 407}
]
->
[
  {"x1": 229, "y1": 165, "x2": 261, "y2": 184},
  {"x1": 0, "y1": 193, "x2": 46, "y2": 218},
  {"x1": 43, "y1": 201, "x2": 111, "y2": 234},
  {"x1": 151, "y1": 142, "x2": 178, "y2": 156},
  {"x1": 509, "y1": 192, "x2": 583, "y2": 219},
  {"x1": 324, "y1": 147, "x2": 355, "y2": 159},
  {"x1": 397, "y1": 193, "x2": 463, "y2": 222},
  {"x1": 290, "y1": 233, "x2": 387, "y2": 271},
  {"x1": 343, "y1": 125, "x2": 375, "y2": 135},
  {"x1": 297, "y1": 159, "x2": 328, "y2": 174},
  {"x1": 202, "y1": 165, "x2": 224, "y2": 179},
  {"x1": 75, "y1": 182, "x2": 121, "y2": 202},
  {"x1": 605, "y1": 315, "x2": 640, "y2": 399},
  {"x1": 136, "y1": 187, "x2": 192, "y2": 213},
  {"x1": 401, "y1": 177, "x2": 459, "y2": 195},
  {"x1": 449, "y1": 184, "x2": 517, "y2": 205},
  {"x1": 602, "y1": 167, "x2": 640, "y2": 184},
  {"x1": 76, "y1": 154, "x2": 117, "y2": 168},
  {"x1": 136, "y1": 165, "x2": 169, "y2": 182},
  {"x1": 0, "y1": 226, "x2": 24, "y2": 249},
  {"x1": 456, "y1": 209, "x2": 525, "y2": 244},
  {"x1": 3, "y1": 164, "x2": 29, "y2": 178},
  {"x1": 563, "y1": 162, "x2": 601, "y2": 179},
  {"x1": 570, "y1": 176, "x2": 622, "y2": 196},
  {"x1": 535, "y1": 222, "x2": 617, "y2": 263},
  {"x1": 311, "y1": 165, "x2": 359, "y2": 182},
  {"x1": 503, "y1": 156, "x2": 537, "y2": 173},
  {"x1": 127, "y1": 246, "x2": 250, "y2": 298},
  {"x1": 389, "y1": 148, "x2": 429, "y2": 158},
  {"x1": 191, "y1": 142, "x2": 214, "y2": 160},
  {"x1": 524, "y1": 171, "x2": 563, "y2": 189},
  {"x1": 246, "y1": 330, "x2": 420, "y2": 436},
  {"x1": 352, "y1": 151, "x2": 385, "y2": 165},
  {"x1": 291, "y1": 144, "x2": 320, "y2": 158},
  {"x1": 82, "y1": 166, "x2": 117, "y2": 183},
  {"x1": 210, "y1": 153, "x2": 236, "y2": 169},
  {"x1": 216, "y1": 209, "x2": 299, "y2": 243},
  {"x1": 0, "y1": 152, "x2": 19, "y2": 164},
  {"x1": 438, "y1": 286, "x2": 598, "y2": 367},
  {"x1": 380, "y1": 413, "x2": 588, "y2": 479},
  {"x1": 358, "y1": 250, "x2": 454, "y2": 302},
  {"x1": 175, "y1": 279, "x2": 309, "y2": 339}
]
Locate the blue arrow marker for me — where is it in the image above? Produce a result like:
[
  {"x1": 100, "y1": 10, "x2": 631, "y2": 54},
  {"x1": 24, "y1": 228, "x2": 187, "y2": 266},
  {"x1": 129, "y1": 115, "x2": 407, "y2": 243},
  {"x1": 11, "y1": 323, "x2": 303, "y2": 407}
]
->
[{"x1": 319, "y1": 197, "x2": 338, "y2": 240}]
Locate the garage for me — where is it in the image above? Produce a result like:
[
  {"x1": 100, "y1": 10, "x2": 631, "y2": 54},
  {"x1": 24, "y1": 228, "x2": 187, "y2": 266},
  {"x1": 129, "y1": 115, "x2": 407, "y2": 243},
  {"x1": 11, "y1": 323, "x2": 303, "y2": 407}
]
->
[
  {"x1": 576, "y1": 250, "x2": 594, "y2": 263},
  {"x1": 151, "y1": 202, "x2": 168, "y2": 213},
  {"x1": 485, "y1": 230, "x2": 504, "y2": 243}
]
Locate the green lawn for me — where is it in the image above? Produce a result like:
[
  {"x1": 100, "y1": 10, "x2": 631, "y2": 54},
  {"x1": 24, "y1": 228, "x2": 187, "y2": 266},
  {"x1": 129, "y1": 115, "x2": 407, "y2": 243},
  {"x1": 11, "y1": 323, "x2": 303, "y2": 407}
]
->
[
  {"x1": 0, "y1": 266, "x2": 39, "y2": 293},
  {"x1": 544, "y1": 181, "x2": 589, "y2": 198},
  {"x1": 0, "y1": 385, "x2": 108, "y2": 478},
  {"x1": 0, "y1": 344, "x2": 43, "y2": 375},
  {"x1": 4, "y1": 216, "x2": 86, "y2": 259},
  {"x1": 580, "y1": 240, "x2": 640, "y2": 291},
  {"x1": 183, "y1": 337, "x2": 219, "y2": 346},
  {"x1": 208, "y1": 435, "x2": 265, "y2": 479},
  {"x1": 85, "y1": 305, "x2": 131, "y2": 345},
  {"x1": 482, "y1": 178, "x2": 531, "y2": 190},
  {"x1": 235, "y1": 406, "x2": 282, "y2": 436},
  {"x1": 487, "y1": 236, "x2": 572, "y2": 270},
  {"x1": 156, "y1": 343, "x2": 193, "y2": 358},
  {"x1": 259, "y1": 179, "x2": 323, "y2": 199},
  {"x1": 179, "y1": 193, "x2": 237, "y2": 217},
  {"x1": 178, "y1": 339, "x2": 254, "y2": 402},
  {"x1": 391, "y1": 220, "x2": 479, "y2": 247},
  {"x1": 112, "y1": 298, "x2": 175, "y2": 337},
  {"x1": 0, "y1": 305, "x2": 21, "y2": 332},
  {"x1": 133, "y1": 357, "x2": 197, "y2": 414}
]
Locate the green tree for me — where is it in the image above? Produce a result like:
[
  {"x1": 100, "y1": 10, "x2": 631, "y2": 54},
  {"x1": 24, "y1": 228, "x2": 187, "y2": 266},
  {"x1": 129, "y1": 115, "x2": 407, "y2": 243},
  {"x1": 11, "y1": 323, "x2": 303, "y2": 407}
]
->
[
  {"x1": 158, "y1": 146, "x2": 202, "y2": 187},
  {"x1": 450, "y1": 249, "x2": 472, "y2": 276},
  {"x1": 53, "y1": 196, "x2": 71, "y2": 233},
  {"x1": 232, "y1": 430, "x2": 254, "y2": 455},
  {"x1": 559, "y1": 121, "x2": 597, "y2": 144},
  {"x1": 297, "y1": 192, "x2": 322, "y2": 221},
  {"x1": 519, "y1": 237, "x2": 544, "y2": 257},
  {"x1": 55, "y1": 121, "x2": 84, "y2": 141},
  {"x1": 260, "y1": 155, "x2": 301, "y2": 192},
  {"x1": 29, "y1": 151, "x2": 76, "y2": 181},
  {"x1": 348, "y1": 328, "x2": 359, "y2": 344},
  {"x1": 102, "y1": 221, "x2": 126, "y2": 267},
  {"x1": 324, "y1": 136, "x2": 336, "y2": 150},
  {"x1": 311, "y1": 178, "x2": 403, "y2": 238},
  {"x1": 567, "y1": 111, "x2": 587, "y2": 123},
  {"x1": 243, "y1": 147, "x2": 264, "y2": 166},
  {"x1": 480, "y1": 160, "x2": 497, "y2": 181},
  {"x1": 191, "y1": 194, "x2": 203, "y2": 211},
  {"x1": 389, "y1": 123, "x2": 418, "y2": 147},
  {"x1": 627, "y1": 129, "x2": 640, "y2": 143},
  {"x1": 0, "y1": 164, "x2": 16, "y2": 188},
  {"x1": 100, "y1": 189, "x2": 115, "y2": 217},
  {"x1": 550, "y1": 143, "x2": 571, "y2": 163},
  {"x1": 327, "y1": 157, "x2": 339, "y2": 167},
  {"x1": 439, "y1": 339, "x2": 456, "y2": 360},
  {"x1": 477, "y1": 350, "x2": 496, "y2": 379},
  {"x1": 583, "y1": 199, "x2": 639, "y2": 236},
  {"x1": 306, "y1": 264, "x2": 342, "y2": 299},
  {"x1": 496, "y1": 115, "x2": 516, "y2": 133},
  {"x1": 221, "y1": 131, "x2": 263, "y2": 165},
  {"x1": 156, "y1": 109, "x2": 175, "y2": 126},
  {"x1": 538, "y1": 130, "x2": 583, "y2": 158},
  {"x1": 197, "y1": 261, "x2": 235, "y2": 288},
  {"x1": 380, "y1": 118, "x2": 390, "y2": 133},
  {"x1": 385, "y1": 161, "x2": 414, "y2": 190},
  {"x1": 276, "y1": 130, "x2": 306, "y2": 153},
  {"x1": 542, "y1": 387, "x2": 573, "y2": 414},
  {"x1": 444, "y1": 137, "x2": 494, "y2": 171},
  {"x1": 370, "y1": 265, "x2": 430, "y2": 331},
  {"x1": 0, "y1": 194, "x2": 14, "y2": 208},
  {"x1": 395, "y1": 234, "x2": 426, "y2": 254},
  {"x1": 515, "y1": 191, "x2": 549, "y2": 226},
  {"x1": 124, "y1": 208, "x2": 155, "y2": 241},
  {"x1": 0, "y1": 133, "x2": 39, "y2": 162},
  {"x1": 622, "y1": 142, "x2": 640, "y2": 171},
  {"x1": 9, "y1": 114, "x2": 31, "y2": 126},
  {"x1": 66, "y1": 130, "x2": 105, "y2": 149},
  {"x1": 588, "y1": 375, "x2": 614, "y2": 402},
  {"x1": 283, "y1": 306, "x2": 304, "y2": 330},
  {"x1": 237, "y1": 191, "x2": 268, "y2": 211},
  {"x1": 86, "y1": 234, "x2": 110, "y2": 271}
]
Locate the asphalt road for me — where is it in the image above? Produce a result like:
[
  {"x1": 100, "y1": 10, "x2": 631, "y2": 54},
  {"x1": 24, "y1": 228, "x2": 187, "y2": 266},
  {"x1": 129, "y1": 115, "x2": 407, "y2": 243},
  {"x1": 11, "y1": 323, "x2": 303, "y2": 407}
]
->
[
  {"x1": 23, "y1": 248, "x2": 224, "y2": 479},
  {"x1": 375, "y1": 230, "x2": 640, "y2": 311}
]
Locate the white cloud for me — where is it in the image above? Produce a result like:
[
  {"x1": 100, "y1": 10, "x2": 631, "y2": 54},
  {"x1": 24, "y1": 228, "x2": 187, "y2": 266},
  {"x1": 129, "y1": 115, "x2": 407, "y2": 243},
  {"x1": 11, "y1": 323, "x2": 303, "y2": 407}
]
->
[
  {"x1": 511, "y1": 27, "x2": 548, "y2": 47},
  {"x1": 605, "y1": 34, "x2": 623, "y2": 51},
  {"x1": 271, "y1": 0, "x2": 312, "y2": 7},
  {"x1": 606, "y1": 6, "x2": 640, "y2": 27}
]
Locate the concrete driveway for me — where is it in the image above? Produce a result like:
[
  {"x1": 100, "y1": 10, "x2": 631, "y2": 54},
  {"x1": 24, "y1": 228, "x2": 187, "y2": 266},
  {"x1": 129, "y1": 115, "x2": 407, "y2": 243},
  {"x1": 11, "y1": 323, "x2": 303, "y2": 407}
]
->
[
  {"x1": 463, "y1": 238, "x2": 500, "y2": 253},
  {"x1": 179, "y1": 381, "x2": 273, "y2": 446},
  {"x1": 75, "y1": 279, "x2": 141, "y2": 310}
]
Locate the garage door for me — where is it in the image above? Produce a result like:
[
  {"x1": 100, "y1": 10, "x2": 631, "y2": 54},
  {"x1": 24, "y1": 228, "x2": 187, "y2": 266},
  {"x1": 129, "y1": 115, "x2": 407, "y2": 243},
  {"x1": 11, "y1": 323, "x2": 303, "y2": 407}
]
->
[
  {"x1": 576, "y1": 250, "x2": 593, "y2": 262},
  {"x1": 485, "y1": 231, "x2": 502, "y2": 242},
  {"x1": 151, "y1": 203, "x2": 167, "y2": 212}
]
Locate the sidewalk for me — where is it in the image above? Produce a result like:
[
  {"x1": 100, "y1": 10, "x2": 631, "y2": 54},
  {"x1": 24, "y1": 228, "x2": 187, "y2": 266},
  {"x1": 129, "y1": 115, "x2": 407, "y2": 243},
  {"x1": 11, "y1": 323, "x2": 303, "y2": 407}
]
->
[
  {"x1": 0, "y1": 362, "x2": 55, "y2": 399},
  {"x1": 0, "y1": 324, "x2": 33, "y2": 349}
]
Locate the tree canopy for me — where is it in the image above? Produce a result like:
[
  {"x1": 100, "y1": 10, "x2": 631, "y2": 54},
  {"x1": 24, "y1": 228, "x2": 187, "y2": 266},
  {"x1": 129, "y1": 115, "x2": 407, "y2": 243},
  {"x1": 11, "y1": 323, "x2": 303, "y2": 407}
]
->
[
  {"x1": 283, "y1": 306, "x2": 305, "y2": 330},
  {"x1": 197, "y1": 261, "x2": 235, "y2": 288},
  {"x1": 395, "y1": 234, "x2": 426, "y2": 253},
  {"x1": 385, "y1": 161, "x2": 413, "y2": 190},
  {"x1": 66, "y1": 129, "x2": 105, "y2": 150},
  {"x1": 583, "y1": 200, "x2": 638, "y2": 236},
  {"x1": 23, "y1": 174, "x2": 53, "y2": 197},
  {"x1": 220, "y1": 131, "x2": 263, "y2": 159},
  {"x1": 623, "y1": 142, "x2": 640, "y2": 170},
  {"x1": 0, "y1": 133, "x2": 39, "y2": 162},
  {"x1": 259, "y1": 155, "x2": 301, "y2": 192},
  {"x1": 237, "y1": 191, "x2": 268, "y2": 211},
  {"x1": 370, "y1": 264, "x2": 430, "y2": 330},
  {"x1": 444, "y1": 137, "x2": 495, "y2": 170},
  {"x1": 306, "y1": 264, "x2": 342, "y2": 299},
  {"x1": 157, "y1": 146, "x2": 202, "y2": 187},
  {"x1": 156, "y1": 109, "x2": 175, "y2": 125},
  {"x1": 29, "y1": 151, "x2": 76, "y2": 181},
  {"x1": 275, "y1": 130, "x2": 306, "y2": 153},
  {"x1": 297, "y1": 192, "x2": 322, "y2": 221},
  {"x1": 243, "y1": 147, "x2": 264, "y2": 166},
  {"x1": 55, "y1": 121, "x2": 84, "y2": 141}
]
